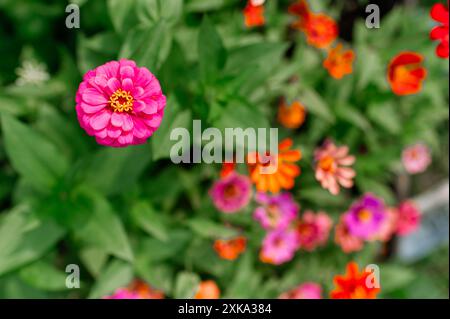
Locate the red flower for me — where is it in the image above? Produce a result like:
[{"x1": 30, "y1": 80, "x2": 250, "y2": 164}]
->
[
  {"x1": 430, "y1": 2, "x2": 449, "y2": 58},
  {"x1": 387, "y1": 52, "x2": 427, "y2": 96},
  {"x1": 213, "y1": 236, "x2": 247, "y2": 260},
  {"x1": 243, "y1": 1, "x2": 265, "y2": 28},
  {"x1": 330, "y1": 262, "x2": 380, "y2": 299}
]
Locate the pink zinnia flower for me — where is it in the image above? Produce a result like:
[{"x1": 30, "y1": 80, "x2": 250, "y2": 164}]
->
[
  {"x1": 260, "y1": 229, "x2": 298, "y2": 265},
  {"x1": 396, "y1": 200, "x2": 421, "y2": 236},
  {"x1": 253, "y1": 192, "x2": 299, "y2": 230},
  {"x1": 314, "y1": 140, "x2": 356, "y2": 195},
  {"x1": 334, "y1": 215, "x2": 364, "y2": 253},
  {"x1": 75, "y1": 59, "x2": 166, "y2": 147},
  {"x1": 209, "y1": 173, "x2": 252, "y2": 213},
  {"x1": 344, "y1": 194, "x2": 386, "y2": 240},
  {"x1": 104, "y1": 288, "x2": 140, "y2": 299},
  {"x1": 295, "y1": 210, "x2": 333, "y2": 251},
  {"x1": 279, "y1": 282, "x2": 322, "y2": 299},
  {"x1": 402, "y1": 143, "x2": 432, "y2": 174}
]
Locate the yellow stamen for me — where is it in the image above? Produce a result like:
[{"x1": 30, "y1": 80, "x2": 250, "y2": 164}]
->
[
  {"x1": 358, "y1": 209, "x2": 372, "y2": 222},
  {"x1": 109, "y1": 89, "x2": 134, "y2": 112}
]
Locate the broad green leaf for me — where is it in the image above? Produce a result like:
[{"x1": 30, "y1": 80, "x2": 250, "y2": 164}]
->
[
  {"x1": 135, "y1": 261, "x2": 174, "y2": 293},
  {"x1": 368, "y1": 102, "x2": 401, "y2": 134},
  {"x1": 131, "y1": 201, "x2": 169, "y2": 242},
  {"x1": 136, "y1": 230, "x2": 192, "y2": 263},
  {"x1": 173, "y1": 271, "x2": 200, "y2": 299},
  {"x1": 187, "y1": 218, "x2": 239, "y2": 239},
  {"x1": 79, "y1": 247, "x2": 109, "y2": 278},
  {"x1": 74, "y1": 191, "x2": 133, "y2": 262},
  {"x1": 137, "y1": 0, "x2": 183, "y2": 27},
  {"x1": 119, "y1": 22, "x2": 172, "y2": 72},
  {"x1": 19, "y1": 260, "x2": 69, "y2": 292},
  {"x1": 81, "y1": 144, "x2": 152, "y2": 196},
  {"x1": 1, "y1": 114, "x2": 69, "y2": 191},
  {"x1": 107, "y1": 0, "x2": 136, "y2": 35},
  {"x1": 300, "y1": 89, "x2": 335, "y2": 123},
  {"x1": 0, "y1": 207, "x2": 65, "y2": 276},
  {"x1": 198, "y1": 17, "x2": 226, "y2": 84},
  {"x1": 88, "y1": 259, "x2": 133, "y2": 299}
]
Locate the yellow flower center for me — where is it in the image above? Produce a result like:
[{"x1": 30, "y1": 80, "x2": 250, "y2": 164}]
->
[
  {"x1": 109, "y1": 89, "x2": 134, "y2": 112},
  {"x1": 319, "y1": 155, "x2": 335, "y2": 172},
  {"x1": 358, "y1": 209, "x2": 372, "y2": 223}
]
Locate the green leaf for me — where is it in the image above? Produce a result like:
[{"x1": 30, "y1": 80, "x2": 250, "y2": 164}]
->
[
  {"x1": 79, "y1": 247, "x2": 109, "y2": 278},
  {"x1": 300, "y1": 89, "x2": 335, "y2": 123},
  {"x1": 131, "y1": 201, "x2": 169, "y2": 242},
  {"x1": 1, "y1": 114, "x2": 69, "y2": 191},
  {"x1": 137, "y1": 0, "x2": 183, "y2": 27},
  {"x1": 0, "y1": 207, "x2": 65, "y2": 276},
  {"x1": 368, "y1": 102, "x2": 401, "y2": 134},
  {"x1": 336, "y1": 104, "x2": 372, "y2": 131},
  {"x1": 380, "y1": 264, "x2": 415, "y2": 293},
  {"x1": 74, "y1": 191, "x2": 133, "y2": 262},
  {"x1": 88, "y1": 259, "x2": 133, "y2": 299},
  {"x1": 120, "y1": 22, "x2": 172, "y2": 72},
  {"x1": 19, "y1": 260, "x2": 69, "y2": 292},
  {"x1": 151, "y1": 97, "x2": 192, "y2": 160},
  {"x1": 173, "y1": 271, "x2": 200, "y2": 298},
  {"x1": 136, "y1": 230, "x2": 192, "y2": 263},
  {"x1": 135, "y1": 262, "x2": 174, "y2": 293},
  {"x1": 187, "y1": 218, "x2": 239, "y2": 239},
  {"x1": 81, "y1": 144, "x2": 152, "y2": 196},
  {"x1": 107, "y1": 0, "x2": 137, "y2": 35},
  {"x1": 198, "y1": 17, "x2": 226, "y2": 84}
]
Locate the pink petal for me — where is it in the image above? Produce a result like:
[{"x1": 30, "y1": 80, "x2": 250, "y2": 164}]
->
[
  {"x1": 82, "y1": 88, "x2": 108, "y2": 105},
  {"x1": 122, "y1": 114, "x2": 134, "y2": 131},
  {"x1": 107, "y1": 78, "x2": 121, "y2": 95},
  {"x1": 120, "y1": 66, "x2": 135, "y2": 79},
  {"x1": 122, "y1": 78, "x2": 134, "y2": 92},
  {"x1": 89, "y1": 110, "x2": 111, "y2": 131},
  {"x1": 110, "y1": 112, "x2": 124, "y2": 127},
  {"x1": 80, "y1": 102, "x2": 106, "y2": 114}
]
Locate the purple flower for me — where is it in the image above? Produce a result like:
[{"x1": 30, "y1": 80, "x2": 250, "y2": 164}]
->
[
  {"x1": 209, "y1": 173, "x2": 252, "y2": 213},
  {"x1": 260, "y1": 229, "x2": 298, "y2": 265},
  {"x1": 253, "y1": 192, "x2": 299, "y2": 230},
  {"x1": 344, "y1": 193, "x2": 386, "y2": 240}
]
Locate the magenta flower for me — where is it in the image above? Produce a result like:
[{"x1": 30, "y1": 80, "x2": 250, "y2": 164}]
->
[
  {"x1": 253, "y1": 192, "x2": 299, "y2": 230},
  {"x1": 103, "y1": 288, "x2": 140, "y2": 299},
  {"x1": 209, "y1": 173, "x2": 252, "y2": 213},
  {"x1": 279, "y1": 282, "x2": 322, "y2": 299},
  {"x1": 295, "y1": 210, "x2": 333, "y2": 251},
  {"x1": 75, "y1": 59, "x2": 166, "y2": 147},
  {"x1": 260, "y1": 229, "x2": 298, "y2": 265},
  {"x1": 396, "y1": 201, "x2": 421, "y2": 236},
  {"x1": 402, "y1": 143, "x2": 431, "y2": 174},
  {"x1": 344, "y1": 194, "x2": 386, "y2": 240}
]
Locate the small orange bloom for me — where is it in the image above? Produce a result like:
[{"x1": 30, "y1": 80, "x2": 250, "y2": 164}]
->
[
  {"x1": 247, "y1": 138, "x2": 302, "y2": 194},
  {"x1": 330, "y1": 262, "x2": 380, "y2": 299},
  {"x1": 387, "y1": 52, "x2": 427, "y2": 96},
  {"x1": 278, "y1": 100, "x2": 306, "y2": 129},
  {"x1": 323, "y1": 43, "x2": 355, "y2": 79},
  {"x1": 213, "y1": 236, "x2": 247, "y2": 260},
  {"x1": 194, "y1": 280, "x2": 220, "y2": 299},
  {"x1": 220, "y1": 162, "x2": 236, "y2": 178},
  {"x1": 243, "y1": 1, "x2": 265, "y2": 28},
  {"x1": 129, "y1": 280, "x2": 164, "y2": 299},
  {"x1": 303, "y1": 13, "x2": 338, "y2": 49},
  {"x1": 288, "y1": 0, "x2": 311, "y2": 30}
]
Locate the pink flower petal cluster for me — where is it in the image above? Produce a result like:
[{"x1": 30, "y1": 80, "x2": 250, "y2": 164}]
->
[
  {"x1": 402, "y1": 143, "x2": 431, "y2": 174},
  {"x1": 76, "y1": 59, "x2": 166, "y2": 147},
  {"x1": 279, "y1": 282, "x2": 322, "y2": 299},
  {"x1": 253, "y1": 192, "x2": 299, "y2": 230},
  {"x1": 209, "y1": 173, "x2": 252, "y2": 213},
  {"x1": 295, "y1": 210, "x2": 333, "y2": 251}
]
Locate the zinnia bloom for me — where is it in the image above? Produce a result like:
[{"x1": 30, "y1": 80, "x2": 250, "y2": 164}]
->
[
  {"x1": 295, "y1": 210, "x2": 333, "y2": 251},
  {"x1": 372, "y1": 207, "x2": 398, "y2": 242},
  {"x1": 314, "y1": 140, "x2": 356, "y2": 195},
  {"x1": 301, "y1": 13, "x2": 339, "y2": 49},
  {"x1": 334, "y1": 215, "x2": 364, "y2": 253},
  {"x1": 75, "y1": 59, "x2": 166, "y2": 147},
  {"x1": 279, "y1": 282, "x2": 322, "y2": 299},
  {"x1": 323, "y1": 43, "x2": 355, "y2": 79},
  {"x1": 330, "y1": 262, "x2": 380, "y2": 299},
  {"x1": 344, "y1": 194, "x2": 386, "y2": 240},
  {"x1": 288, "y1": 0, "x2": 310, "y2": 28},
  {"x1": 248, "y1": 138, "x2": 302, "y2": 194},
  {"x1": 387, "y1": 52, "x2": 427, "y2": 96},
  {"x1": 253, "y1": 192, "x2": 299, "y2": 230},
  {"x1": 213, "y1": 236, "x2": 247, "y2": 260},
  {"x1": 278, "y1": 100, "x2": 307, "y2": 129},
  {"x1": 209, "y1": 173, "x2": 252, "y2": 213},
  {"x1": 260, "y1": 229, "x2": 299, "y2": 265},
  {"x1": 430, "y1": 2, "x2": 449, "y2": 58},
  {"x1": 243, "y1": 0, "x2": 265, "y2": 28},
  {"x1": 402, "y1": 143, "x2": 432, "y2": 174},
  {"x1": 396, "y1": 201, "x2": 421, "y2": 236},
  {"x1": 104, "y1": 280, "x2": 164, "y2": 299},
  {"x1": 194, "y1": 280, "x2": 220, "y2": 299}
]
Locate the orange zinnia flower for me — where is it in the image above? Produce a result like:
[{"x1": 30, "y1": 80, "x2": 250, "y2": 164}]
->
[
  {"x1": 247, "y1": 138, "x2": 302, "y2": 194},
  {"x1": 213, "y1": 236, "x2": 247, "y2": 260},
  {"x1": 194, "y1": 280, "x2": 221, "y2": 299},
  {"x1": 303, "y1": 13, "x2": 338, "y2": 49},
  {"x1": 243, "y1": 1, "x2": 265, "y2": 28},
  {"x1": 278, "y1": 100, "x2": 307, "y2": 129},
  {"x1": 323, "y1": 43, "x2": 355, "y2": 79},
  {"x1": 330, "y1": 262, "x2": 380, "y2": 299},
  {"x1": 387, "y1": 52, "x2": 427, "y2": 96},
  {"x1": 129, "y1": 279, "x2": 165, "y2": 299},
  {"x1": 288, "y1": 0, "x2": 311, "y2": 30}
]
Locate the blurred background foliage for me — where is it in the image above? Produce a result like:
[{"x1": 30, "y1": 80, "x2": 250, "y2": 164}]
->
[{"x1": 0, "y1": 0, "x2": 448, "y2": 298}]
